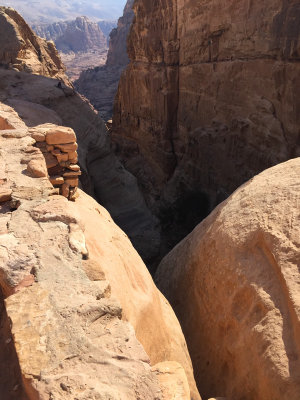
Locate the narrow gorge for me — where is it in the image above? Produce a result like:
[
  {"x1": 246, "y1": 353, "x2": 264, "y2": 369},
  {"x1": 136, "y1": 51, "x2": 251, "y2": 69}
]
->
[{"x1": 0, "y1": 1, "x2": 299, "y2": 400}]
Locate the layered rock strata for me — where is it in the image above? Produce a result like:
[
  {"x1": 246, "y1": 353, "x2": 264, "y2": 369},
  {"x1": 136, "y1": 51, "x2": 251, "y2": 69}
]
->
[
  {"x1": 156, "y1": 159, "x2": 300, "y2": 400},
  {"x1": 29, "y1": 124, "x2": 81, "y2": 199},
  {"x1": 0, "y1": 6, "x2": 66, "y2": 81},
  {"x1": 0, "y1": 102, "x2": 200, "y2": 399},
  {"x1": 75, "y1": 0, "x2": 134, "y2": 120},
  {"x1": 0, "y1": 6, "x2": 160, "y2": 263},
  {"x1": 112, "y1": 0, "x2": 300, "y2": 262}
]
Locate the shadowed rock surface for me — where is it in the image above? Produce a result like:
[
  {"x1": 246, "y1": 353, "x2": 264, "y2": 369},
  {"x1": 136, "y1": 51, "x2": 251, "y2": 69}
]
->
[
  {"x1": 112, "y1": 0, "x2": 300, "y2": 265},
  {"x1": 75, "y1": 0, "x2": 134, "y2": 121},
  {"x1": 156, "y1": 158, "x2": 300, "y2": 400}
]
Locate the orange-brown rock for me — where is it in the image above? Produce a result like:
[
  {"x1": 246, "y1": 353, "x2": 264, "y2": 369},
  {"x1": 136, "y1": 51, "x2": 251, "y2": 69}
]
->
[
  {"x1": 152, "y1": 361, "x2": 191, "y2": 400},
  {"x1": 45, "y1": 126, "x2": 76, "y2": 145},
  {"x1": 0, "y1": 6, "x2": 66, "y2": 81},
  {"x1": 26, "y1": 158, "x2": 48, "y2": 178},
  {"x1": 113, "y1": 0, "x2": 300, "y2": 263},
  {"x1": 0, "y1": 101, "x2": 200, "y2": 400},
  {"x1": 156, "y1": 158, "x2": 300, "y2": 400}
]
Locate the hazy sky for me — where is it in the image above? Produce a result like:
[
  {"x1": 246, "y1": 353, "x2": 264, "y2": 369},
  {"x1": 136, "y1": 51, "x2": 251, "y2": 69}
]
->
[{"x1": 0, "y1": 0, "x2": 128, "y2": 23}]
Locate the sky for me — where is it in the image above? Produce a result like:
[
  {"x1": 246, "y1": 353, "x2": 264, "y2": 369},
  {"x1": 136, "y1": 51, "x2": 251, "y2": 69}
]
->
[{"x1": 0, "y1": 0, "x2": 128, "y2": 23}]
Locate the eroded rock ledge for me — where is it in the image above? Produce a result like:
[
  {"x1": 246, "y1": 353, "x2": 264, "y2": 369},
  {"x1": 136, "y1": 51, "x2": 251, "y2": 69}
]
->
[{"x1": 0, "y1": 103, "x2": 200, "y2": 400}]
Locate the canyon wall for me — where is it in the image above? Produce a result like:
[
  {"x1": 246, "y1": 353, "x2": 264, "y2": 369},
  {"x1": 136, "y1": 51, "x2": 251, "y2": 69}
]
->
[
  {"x1": 113, "y1": 0, "x2": 300, "y2": 261},
  {"x1": 75, "y1": 0, "x2": 134, "y2": 120},
  {"x1": 0, "y1": 6, "x2": 160, "y2": 263},
  {"x1": 156, "y1": 158, "x2": 300, "y2": 400}
]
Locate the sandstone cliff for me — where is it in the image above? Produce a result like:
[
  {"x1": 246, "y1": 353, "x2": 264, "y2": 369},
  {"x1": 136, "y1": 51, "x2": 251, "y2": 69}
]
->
[
  {"x1": 156, "y1": 158, "x2": 300, "y2": 400},
  {"x1": 112, "y1": 0, "x2": 300, "y2": 262},
  {"x1": 0, "y1": 6, "x2": 160, "y2": 264},
  {"x1": 75, "y1": 0, "x2": 134, "y2": 120},
  {"x1": 0, "y1": 102, "x2": 200, "y2": 400},
  {"x1": 0, "y1": 6, "x2": 66, "y2": 81}
]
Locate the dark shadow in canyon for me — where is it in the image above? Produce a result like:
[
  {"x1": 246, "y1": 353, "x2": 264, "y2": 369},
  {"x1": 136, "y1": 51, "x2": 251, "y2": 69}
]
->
[{"x1": 0, "y1": 289, "x2": 29, "y2": 400}]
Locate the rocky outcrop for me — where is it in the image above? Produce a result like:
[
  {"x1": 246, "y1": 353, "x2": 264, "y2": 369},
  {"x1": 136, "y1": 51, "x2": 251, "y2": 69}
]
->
[
  {"x1": 75, "y1": 0, "x2": 134, "y2": 120},
  {"x1": 112, "y1": 0, "x2": 300, "y2": 262},
  {"x1": 156, "y1": 158, "x2": 300, "y2": 400},
  {"x1": 0, "y1": 6, "x2": 160, "y2": 263},
  {"x1": 29, "y1": 124, "x2": 81, "y2": 199},
  {"x1": 0, "y1": 6, "x2": 66, "y2": 80},
  {"x1": 0, "y1": 102, "x2": 200, "y2": 400}
]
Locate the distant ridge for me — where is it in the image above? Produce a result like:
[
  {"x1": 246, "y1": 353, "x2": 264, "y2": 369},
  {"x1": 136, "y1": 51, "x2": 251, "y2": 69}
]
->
[{"x1": 0, "y1": 0, "x2": 126, "y2": 23}]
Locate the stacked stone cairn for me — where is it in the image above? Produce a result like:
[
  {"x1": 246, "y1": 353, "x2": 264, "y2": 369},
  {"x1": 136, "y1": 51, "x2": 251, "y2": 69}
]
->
[{"x1": 30, "y1": 123, "x2": 81, "y2": 199}]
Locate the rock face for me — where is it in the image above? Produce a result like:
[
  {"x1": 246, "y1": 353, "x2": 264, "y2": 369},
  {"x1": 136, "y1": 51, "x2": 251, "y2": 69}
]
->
[
  {"x1": 112, "y1": 0, "x2": 300, "y2": 262},
  {"x1": 34, "y1": 17, "x2": 107, "y2": 53},
  {"x1": 34, "y1": 17, "x2": 108, "y2": 80},
  {"x1": 0, "y1": 6, "x2": 160, "y2": 264},
  {"x1": 156, "y1": 159, "x2": 300, "y2": 400},
  {"x1": 0, "y1": 102, "x2": 200, "y2": 400},
  {"x1": 0, "y1": 6, "x2": 66, "y2": 80},
  {"x1": 75, "y1": 0, "x2": 134, "y2": 120}
]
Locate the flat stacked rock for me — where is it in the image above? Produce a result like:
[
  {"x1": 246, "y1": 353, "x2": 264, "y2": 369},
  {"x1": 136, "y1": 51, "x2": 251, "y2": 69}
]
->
[{"x1": 29, "y1": 124, "x2": 81, "y2": 200}]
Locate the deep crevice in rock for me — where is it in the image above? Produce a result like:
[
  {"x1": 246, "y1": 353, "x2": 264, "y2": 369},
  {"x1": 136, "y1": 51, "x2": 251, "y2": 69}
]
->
[{"x1": 0, "y1": 288, "x2": 29, "y2": 400}]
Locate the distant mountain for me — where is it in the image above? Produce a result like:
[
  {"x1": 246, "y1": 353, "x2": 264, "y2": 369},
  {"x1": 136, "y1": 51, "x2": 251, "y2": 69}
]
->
[
  {"x1": 0, "y1": 0, "x2": 127, "y2": 23},
  {"x1": 75, "y1": 0, "x2": 134, "y2": 120},
  {"x1": 34, "y1": 17, "x2": 107, "y2": 53},
  {"x1": 98, "y1": 20, "x2": 117, "y2": 38}
]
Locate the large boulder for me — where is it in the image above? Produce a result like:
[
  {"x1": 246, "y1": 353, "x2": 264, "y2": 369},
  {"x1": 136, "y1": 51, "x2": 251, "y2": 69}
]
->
[
  {"x1": 0, "y1": 102, "x2": 200, "y2": 400},
  {"x1": 0, "y1": 6, "x2": 66, "y2": 80},
  {"x1": 156, "y1": 158, "x2": 300, "y2": 400}
]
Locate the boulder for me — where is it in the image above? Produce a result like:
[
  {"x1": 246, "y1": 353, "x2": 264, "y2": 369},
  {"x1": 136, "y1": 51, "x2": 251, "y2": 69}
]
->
[{"x1": 156, "y1": 158, "x2": 300, "y2": 400}]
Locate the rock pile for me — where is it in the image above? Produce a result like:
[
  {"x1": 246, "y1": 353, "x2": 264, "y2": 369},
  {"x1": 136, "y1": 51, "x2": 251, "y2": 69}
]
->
[{"x1": 29, "y1": 124, "x2": 81, "y2": 199}]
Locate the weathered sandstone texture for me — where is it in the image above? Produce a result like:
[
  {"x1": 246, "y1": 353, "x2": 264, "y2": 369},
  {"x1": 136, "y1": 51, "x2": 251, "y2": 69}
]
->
[
  {"x1": 75, "y1": 0, "x2": 134, "y2": 120},
  {"x1": 156, "y1": 159, "x2": 300, "y2": 400},
  {"x1": 29, "y1": 124, "x2": 81, "y2": 199},
  {"x1": 0, "y1": 6, "x2": 160, "y2": 263},
  {"x1": 0, "y1": 6, "x2": 66, "y2": 80},
  {"x1": 113, "y1": 0, "x2": 300, "y2": 260},
  {"x1": 0, "y1": 102, "x2": 200, "y2": 399}
]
